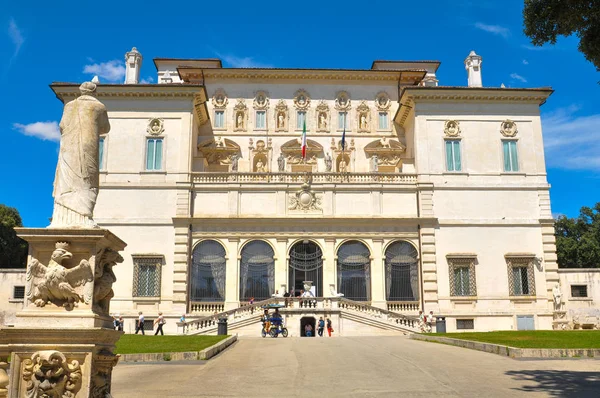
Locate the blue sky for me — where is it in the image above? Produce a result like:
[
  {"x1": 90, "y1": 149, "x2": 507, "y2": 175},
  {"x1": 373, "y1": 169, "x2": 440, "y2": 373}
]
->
[{"x1": 1, "y1": 0, "x2": 599, "y2": 227}]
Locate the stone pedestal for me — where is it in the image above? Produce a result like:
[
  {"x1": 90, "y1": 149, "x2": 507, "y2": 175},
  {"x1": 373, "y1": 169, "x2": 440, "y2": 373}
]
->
[
  {"x1": 552, "y1": 310, "x2": 570, "y2": 330},
  {"x1": 0, "y1": 228, "x2": 126, "y2": 398}
]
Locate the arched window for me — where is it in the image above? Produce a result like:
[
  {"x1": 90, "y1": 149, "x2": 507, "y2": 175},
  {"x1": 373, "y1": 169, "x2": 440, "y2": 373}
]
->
[
  {"x1": 190, "y1": 240, "x2": 226, "y2": 302},
  {"x1": 385, "y1": 241, "x2": 419, "y2": 301},
  {"x1": 337, "y1": 241, "x2": 371, "y2": 301},
  {"x1": 289, "y1": 241, "x2": 323, "y2": 297},
  {"x1": 240, "y1": 240, "x2": 275, "y2": 301}
]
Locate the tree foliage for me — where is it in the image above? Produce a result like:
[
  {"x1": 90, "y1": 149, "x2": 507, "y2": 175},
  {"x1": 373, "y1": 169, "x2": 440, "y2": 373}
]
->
[
  {"x1": 0, "y1": 204, "x2": 28, "y2": 268},
  {"x1": 523, "y1": 0, "x2": 600, "y2": 73},
  {"x1": 555, "y1": 202, "x2": 600, "y2": 268}
]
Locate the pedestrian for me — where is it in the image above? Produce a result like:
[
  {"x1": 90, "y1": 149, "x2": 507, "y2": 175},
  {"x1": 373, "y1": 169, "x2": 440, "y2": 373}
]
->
[
  {"x1": 113, "y1": 315, "x2": 120, "y2": 330},
  {"x1": 317, "y1": 317, "x2": 325, "y2": 337},
  {"x1": 426, "y1": 311, "x2": 435, "y2": 333},
  {"x1": 326, "y1": 318, "x2": 333, "y2": 337},
  {"x1": 305, "y1": 323, "x2": 313, "y2": 337},
  {"x1": 180, "y1": 314, "x2": 186, "y2": 324},
  {"x1": 418, "y1": 310, "x2": 426, "y2": 333},
  {"x1": 135, "y1": 311, "x2": 145, "y2": 335},
  {"x1": 117, "y1": 316, "x2": 124, "y2": 331},
  {"x1": 154, "y1": 312, "x2": 166, "y2": 335}
]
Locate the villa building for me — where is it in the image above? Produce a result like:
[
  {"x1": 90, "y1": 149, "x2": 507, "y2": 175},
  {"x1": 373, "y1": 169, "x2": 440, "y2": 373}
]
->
[{"x1": 10, "y1": 47, "x2": 593, "y2": 336}]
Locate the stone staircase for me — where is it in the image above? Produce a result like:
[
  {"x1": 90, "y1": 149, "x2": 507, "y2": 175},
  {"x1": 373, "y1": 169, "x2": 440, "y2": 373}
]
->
[{"x1": 179, "y1": 298, "x2": 421, "y2": 336}]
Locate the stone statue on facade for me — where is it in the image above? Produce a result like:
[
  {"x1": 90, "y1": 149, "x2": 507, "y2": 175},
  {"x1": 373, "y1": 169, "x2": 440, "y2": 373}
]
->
[
  {"x1": 371, "y1": 155, "x2": 379, "y2": 172},
  {"x1": 552, "y1": 283, "x2": 563, "y2": 310},
  {"x1": 319, "y1": 113, "x2": 327, "y2": 130},
  {"x1": 236, "y1": 113, "x2": 243, "y2": 129},
  {"x1": 360, "y1": 114, "x2": 368, "y2": 129},
  {"x1": 256, "y1": 159, "x2": 266, "y2": 172},
  {"x1": 339, "y1": 158, "x2": 348, "y2": 173},
  {"x1": 50, "y1": 82, "x2": 110, "y2": 228},
  {"x1": 231, "y1": 153, "x2": 239, "y2": 172},
  {"x1": 277, "y1": 153, "x2": 285, "y2": 172},
  {"x1": 277, "y1": 113, "x2": 284, "y2": 129},
  {"x1": 325, "y1": 154, "x2": 332, "y2": 172}
]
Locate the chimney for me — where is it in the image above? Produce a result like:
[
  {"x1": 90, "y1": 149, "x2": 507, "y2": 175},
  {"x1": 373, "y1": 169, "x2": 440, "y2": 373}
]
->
[
  {"x1": 464, "y1": 50, "x2": 482, "y2": 87},
  {"x1": 124, "y1": 47, "x2": 142, "y2": 84}
]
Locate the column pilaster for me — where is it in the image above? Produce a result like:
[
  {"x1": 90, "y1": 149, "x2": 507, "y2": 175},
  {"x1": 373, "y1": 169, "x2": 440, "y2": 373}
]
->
[
  {"x1": 370, "y1": 238, "x2": 386, "y2": 309},
  {"x1": 224, "y1": 238, "x2": 240, "y2": 310}
]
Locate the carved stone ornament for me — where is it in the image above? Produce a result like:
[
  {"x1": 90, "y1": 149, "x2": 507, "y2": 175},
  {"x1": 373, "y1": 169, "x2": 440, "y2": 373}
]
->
[
  {"x1": 315, "y1": 100, "x2": 330, "y2": 132},
  {"x1": 250, "y1": 139, "x2": 272, "y2": 172},
  {"x1": 444, "y1": 120, "x2": 461, "y2": 137},
  {"x1": 93, "y1": 248, "x2": 124, "y2": 314},
  {"x1": 212, "y1": 89, "x2": 228, "y2": 109},
  {"x1": 331, "y1": 137, "x2": 355, "y2": 153},
  {"x1": 26, "y1": 242, "x2": 94, "y2": 310},
  {"x1": 147, "y1": 118, "x2": 164, "y2": 136},
  {"x1": 198, "y1": 137, "x2": 241, "y2": 165},
  {"x1": 274, "y1": 99, "x2": 289, "y2": 132},
  {"x1": 22, "y1": 350, "x2": 83, "y2": 398},
  {"x1": 500, "y1": 119, "x2": 518, "y2": 137},
  {"x1": 233, "y1": 99, "x2": 248, "y2": 131},
  {"x1": 356, "y1": 100, "x2": 371, "y2": 133},
  {"x1": 293, "y1": 89, "x2": 311, "y2": 110},
  {"x1": 281, "y1": 138, "x2": 323, "y2": 165},
  {"x1": 334, "y1": 91, "x2": 351, "y2": 111},
  {"x1": 289, "y1": 182, "x2": 322, "y2": 212},
  {"x1": 375, "y1": 92, "x2": 391, "y2": 111},
  {"x1": 364, "y1": 138, "x2": 406, "y2": 166},
  {"x1": 253, "y1": 91, "x2": 269, "y2": 110},
  {"x1": 91, "y1": 351, "x2": 120, "y2": 398}
]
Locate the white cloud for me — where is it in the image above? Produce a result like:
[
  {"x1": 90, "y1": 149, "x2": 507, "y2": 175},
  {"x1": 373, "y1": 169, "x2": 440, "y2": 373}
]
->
[
  {"x1": 13, "y1": 121, "x2": 60, "y2": 142},
  {"x1": 140, "y1": 76, "x2": 154, "y2": 84},
  {"x1": 510, "y1": 73, "x2": 527, "y2": 83},
  {"x1": 542, "y1": 106, "x2": 600, "y2": 171},
  {"x1": 7, "y1": 17, "x2": 24, "y2": 63},
  {"x1": 83, "y1": 60, "x2": 125, "y2": 82},
  {"x1": 522, "y1": 59, "x2": 529, "y2": 65},
  {"x1": 521, "y1": 44, "x2": 551, "y2": 51},
  {"x1": 217, "y1": 53, "x2": 272, "y2": 68},
  {"x1": 474, "y1": 22, "x2": 510, "y2": 38}
]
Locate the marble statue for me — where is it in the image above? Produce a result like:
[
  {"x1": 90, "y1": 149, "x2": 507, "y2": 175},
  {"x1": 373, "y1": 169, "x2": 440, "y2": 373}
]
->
[
  {"x1": 256, "y1": 159, "x2": 266, "y2": 172},
  {"x1": 278, "y1": 113, "x2": 284, "y2": 128},
  {"x1": 329, "y1": 284, "x2": 344, "y2": 297},
  {"x1": 360, "y1": 114, "x2": 368, "y2": 129},
  {"x1": 236, "y1": 113, "x2": 243, "y2": 129},
  {"x1": 552, "y1": 283, "x2": 562, "y2": 310},
  {"x1": 231, "y1": 154, "x2": 239, "y2": 172},
  {"x1": 50, "y1": 81, "x2": 110, "y2": 228},
  {"x1": 277, "y1": 153, "x2": 285, "y2": 172},
  {"x1": 371, "y1": 155, "x2": 379, "y2": 172},
  {"x1": 325, "y1": 153, "x2": 332, "y2": 172},
  {"x1": 339, "y1": 158, "x2": 348, "y2": 173},
  {"x1": 319, "y1": 113, "x2": 327, "y2": 129}
]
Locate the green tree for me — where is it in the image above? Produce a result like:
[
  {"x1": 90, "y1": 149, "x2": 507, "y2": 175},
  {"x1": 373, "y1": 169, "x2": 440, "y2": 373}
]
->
[
  {"x1": 523, "y1": 0, "x2": 600, "y2": 73},
  {"x1": 0, "y1": 204, "x2": 28, "y2": 268},
  {"x1": 555, "y1": 202, "x2": 600, "y2": 268}
]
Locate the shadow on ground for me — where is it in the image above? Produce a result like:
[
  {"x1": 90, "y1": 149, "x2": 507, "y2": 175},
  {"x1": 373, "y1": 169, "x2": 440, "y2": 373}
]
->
[{"x1": 506, "y1": 369, "x2": 600, "y2": 397}]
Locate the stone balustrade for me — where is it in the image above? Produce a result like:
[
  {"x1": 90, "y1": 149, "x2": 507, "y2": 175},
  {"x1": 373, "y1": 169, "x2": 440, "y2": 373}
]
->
[
  {"x1": 387, "y1": 301, "x2": 420, "y2": 313},
  {"x1": 190, "y1": 302, "x2": 225, "y2": 314},
  {"x1": 191, "y1": 172, "x2": 417, "y2": 185},
  {"x1": 339, "y1": 298, "x2": 419, "y2": 330}
]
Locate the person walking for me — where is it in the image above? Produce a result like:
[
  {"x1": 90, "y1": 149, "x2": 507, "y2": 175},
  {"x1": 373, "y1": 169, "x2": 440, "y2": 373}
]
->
[
  {"x1": 305, "y1": 323, "x2": 313, "y2": 337},
  {"x1": 426, "y1": 311, "x2": 435, "y2": 333},
  {"x1": 326, "y1": 318, "x2": 333, "y2": 337},
  {"x1": 154, "y1": 312, "x2": 166, "y2": 335},
  {"x1": 317, "y1": 317, "x2": 325, "y2": 337},
  {"x1": 117, "y1": 316, "x2": 124, "y2": 331},
  {"x1": 135, "y1": 312, "x2": 145, "y2": 335}
]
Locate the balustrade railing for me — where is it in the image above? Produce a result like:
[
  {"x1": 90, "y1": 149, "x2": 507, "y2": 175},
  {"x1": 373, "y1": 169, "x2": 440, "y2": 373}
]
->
[
  {"x1": 191, "y1": 172, "x2": 417, "y2": 185},
  {"x1": 339, "y1": 298, "x2": 419, "y2": 330},
  {"x1": 190, "y1": 302, "x2": 225, "y2": 314},
  {"x1": 387, "y1": 301, "x2": 420, "y2": 313}
]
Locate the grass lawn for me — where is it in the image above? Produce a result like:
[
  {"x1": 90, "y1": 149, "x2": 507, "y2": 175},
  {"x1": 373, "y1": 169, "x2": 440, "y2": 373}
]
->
[
  {"x1": 438, "y1": 330, "x2": 600, "y2": 349},
  {"x1": 115, "y1": 334, "x2": 229, "y2": 354}
]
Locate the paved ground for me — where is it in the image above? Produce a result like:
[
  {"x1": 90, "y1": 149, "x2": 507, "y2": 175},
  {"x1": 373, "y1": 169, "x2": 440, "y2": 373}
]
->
[{"x1": 112, "y1": 336, "x2": 599, "y2": 397}]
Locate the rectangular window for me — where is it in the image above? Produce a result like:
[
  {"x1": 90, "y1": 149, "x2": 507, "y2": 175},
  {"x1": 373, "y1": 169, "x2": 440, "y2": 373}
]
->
[
  {"x1": 507, "y1": 256, "x2": 535, "y2": 296},
  {"x1": 133, "y1": 257, "x2": 162, "y2": 297},
  {"x1": 146, "y1": 138, "x2": 163, "y2": 171},
  {"x1": 99, "y1": 137, "x2": 105, "y2": 170},
  {"x1": 378, "y1": 112, "x2": 389, "y2": 130},
  {"x1": 338, "y1": 112, "x2": 348, "y2": 129},
  {"x1": 296, "y1": 111, "x2": 306, "y2": 129},
  {"x1": 13, "y1": 286, "x2": 25, "y2": 300},
  {"x1": 571, "y1": 285, "x2": 588, "y2": 298},
  {"x1": 445, "y1": 140, "x2": 462, "y2": 172},
  {"x1": 256, "y1": 111, "x2": 266, "y2": 129},
  {"x1": 448, "y1": 256, "x2": 477, "y2": 297},
  {"x1": 502, "y1": 140, "x2": 519, "y2": 172},
  {"x1": 456, "y1": 319, "x2": 474, "y2": 330},
  {"x1": 214, "y1": 110, "x2": 224, "y2": 128}
]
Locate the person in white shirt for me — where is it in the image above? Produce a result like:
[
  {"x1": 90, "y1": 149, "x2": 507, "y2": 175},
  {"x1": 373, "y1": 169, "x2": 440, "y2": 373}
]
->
[
  {"x1": 154, "y1": 312, "x2": 166, "y2": 335},
  {"x1": 426, "y1": 311, "x2": 435, "y2": 333},
  {"x1": 135, "y1": 312, "x2": 145, "y2": 335}
]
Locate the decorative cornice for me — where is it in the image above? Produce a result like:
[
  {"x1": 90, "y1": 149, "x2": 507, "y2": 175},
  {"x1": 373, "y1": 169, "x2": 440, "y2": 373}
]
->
[{"x1": 50, "y1": 83, "x2": 207, "y2": 103}]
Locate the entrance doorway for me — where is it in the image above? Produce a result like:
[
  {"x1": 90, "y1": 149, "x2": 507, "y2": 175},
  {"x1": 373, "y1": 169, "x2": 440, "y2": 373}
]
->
[
  {"x1": 289, "y1": 241, "x2": 323, "y2": 297},
  {"x1": 300, "y1": 316, "x2": 316, "y2": 337}
]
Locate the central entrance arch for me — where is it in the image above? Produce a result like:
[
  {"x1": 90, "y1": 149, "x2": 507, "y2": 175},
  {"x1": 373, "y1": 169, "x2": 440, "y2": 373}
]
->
[{"x1": 289, "y1": 241, "x2": 323, "y2": 297}]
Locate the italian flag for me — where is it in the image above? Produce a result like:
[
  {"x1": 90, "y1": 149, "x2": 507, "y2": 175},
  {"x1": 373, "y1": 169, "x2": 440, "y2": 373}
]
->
[{"x1": 301, "y1": 120, "x2": 307, "y2": 160}]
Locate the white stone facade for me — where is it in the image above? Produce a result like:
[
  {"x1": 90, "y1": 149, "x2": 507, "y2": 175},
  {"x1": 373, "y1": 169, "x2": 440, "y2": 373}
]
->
[{"x1": 13, "y1": 53, "x2": 591, "y2": 336}]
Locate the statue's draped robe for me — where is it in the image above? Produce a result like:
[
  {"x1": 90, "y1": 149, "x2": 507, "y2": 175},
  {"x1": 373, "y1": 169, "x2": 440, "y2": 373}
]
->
[{"x1": 51, "y1": 95, "x2": 110, "y2": 226}]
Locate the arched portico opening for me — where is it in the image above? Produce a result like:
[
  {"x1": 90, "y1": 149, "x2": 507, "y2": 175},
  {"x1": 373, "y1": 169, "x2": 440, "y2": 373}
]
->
[
  {"x1": 337, "y1": 240, "x2": 371, "y2": 301},
  {"x1": 239, "y1": 240, "x2": 275, "y2": 301},
  {"x1": 289, "y1": 241, "x2": 323, "y2": 297},
  {"x1": 385, "y1": 241, "x2": 419, "y2": 302}
]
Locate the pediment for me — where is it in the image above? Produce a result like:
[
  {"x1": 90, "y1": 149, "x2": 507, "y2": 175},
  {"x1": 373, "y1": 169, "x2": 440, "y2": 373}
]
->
[
  {"x1": 364, "y1": 138, "x2": 406, "y2": 167},
  {"x1": 198, "y1": 137, "x2": 241, "y2": 165},
  {"x1": 281, "y1": 138, "x2": 323, "y2": 164}
]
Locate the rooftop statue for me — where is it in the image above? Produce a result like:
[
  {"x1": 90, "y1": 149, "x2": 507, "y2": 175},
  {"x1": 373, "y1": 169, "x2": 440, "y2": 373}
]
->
[{"x1": 50, "y1": 82, "x2": 110, "y2": 228}]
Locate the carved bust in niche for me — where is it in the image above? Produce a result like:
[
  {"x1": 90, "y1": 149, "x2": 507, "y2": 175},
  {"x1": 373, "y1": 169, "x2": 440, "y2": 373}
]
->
[{"x1": 444, "y1": 120, "x2": 460, "y2": 137}]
